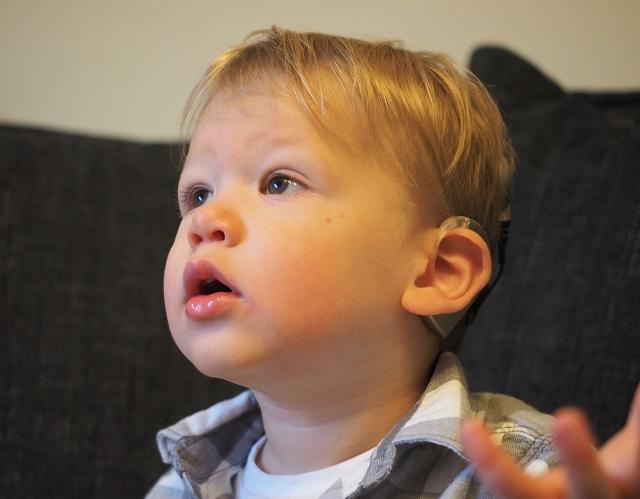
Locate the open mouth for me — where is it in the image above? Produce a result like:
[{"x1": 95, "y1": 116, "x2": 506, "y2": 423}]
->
[
  {"x1": 198, "y1": 278, "x2": 232, "y2": 296},
  {"x1": 183, "y1": 260, "x2": 238, "y2": 300}
]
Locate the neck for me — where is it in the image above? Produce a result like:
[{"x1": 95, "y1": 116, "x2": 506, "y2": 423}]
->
[{"x1": 251, "y1": 339, "x2": 439, "y2": 474}]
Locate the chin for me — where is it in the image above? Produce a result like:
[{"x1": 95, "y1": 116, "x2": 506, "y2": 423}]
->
[{"x1": 179, "y1": 334, "x2": 264, "y2": 384}]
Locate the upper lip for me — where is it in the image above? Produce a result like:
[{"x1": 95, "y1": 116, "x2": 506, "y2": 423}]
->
[{"x1": 182, "y1": 259, "x2": 238, "y2": 300}]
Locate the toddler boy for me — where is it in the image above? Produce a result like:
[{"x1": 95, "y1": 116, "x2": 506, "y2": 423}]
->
[{"x1": 146, "y1": 28, "x2": 636, "y2": 498}]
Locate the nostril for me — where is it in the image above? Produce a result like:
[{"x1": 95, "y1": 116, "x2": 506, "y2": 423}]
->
[
  {"x1": 189, "y1": 230, "x2": 225, "y2": 246},
  {"x1": 189, "y1": 233, "x2": 204, "y2": 247},
  {"x1": 211, "y1": 229, "x2": 225, "y2": 242}
]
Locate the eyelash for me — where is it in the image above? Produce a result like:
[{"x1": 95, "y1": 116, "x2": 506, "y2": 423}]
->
[
  {"x1": 261, "y1": 172, "x2": 308, "y2": 196},
  {"x1": 178, "y1": 172, "x2": 308, "y2": 213},
  {"x1": 178, "y1": 185, "x2": 211, "y2": 212}
]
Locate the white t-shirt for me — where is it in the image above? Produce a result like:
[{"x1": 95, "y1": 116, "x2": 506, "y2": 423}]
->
[{"x1": 235, "y1": 435, "x2": 376, "y2": 499}]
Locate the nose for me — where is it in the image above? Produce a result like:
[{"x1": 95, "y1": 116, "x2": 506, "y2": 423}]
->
[{"x1": 187, "y1": 203, "x2": 242, "y2": 249}]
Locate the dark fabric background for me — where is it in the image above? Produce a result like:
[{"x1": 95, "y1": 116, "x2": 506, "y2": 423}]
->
[
  {"x1": 1, "y1": 47, "x2": 639, "y2": 497},
  {"x1": 0, "y1": 128, "x2": 243, "y2": 498},
  {"x1": 459, "y1": 47, "x2": 640, "y2": 442}
]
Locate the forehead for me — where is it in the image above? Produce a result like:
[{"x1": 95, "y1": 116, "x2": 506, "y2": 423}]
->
[
  {"x1": 186, "y1": 90, "x2": 332, "y2": 164},
  {"x1": 183, "y1": 88, "x2": 422, "y2": 225}
]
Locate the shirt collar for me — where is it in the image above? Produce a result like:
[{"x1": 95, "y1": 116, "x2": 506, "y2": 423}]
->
[
  {"x1": 156, "y1": 352, "x2": 471, "y2": 487},
  {"x1": 352, "y1": 352, "x2": 471, "y2": 492}
]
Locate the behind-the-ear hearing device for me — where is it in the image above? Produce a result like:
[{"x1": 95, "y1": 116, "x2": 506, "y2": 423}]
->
[
  {"x1": 422, "y1": 212, "x2": 511, "y2": 338},
  {"x1": 420, "y1": 216, "x2": 490, "y2": 339}
]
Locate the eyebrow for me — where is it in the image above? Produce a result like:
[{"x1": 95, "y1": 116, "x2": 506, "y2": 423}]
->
[{"x1": 184, "y1": 126, "x2": 322, "y2": 172}]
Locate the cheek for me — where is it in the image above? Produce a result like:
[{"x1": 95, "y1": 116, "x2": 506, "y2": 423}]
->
[
  {"x1": 163, "y1": 230, "x2": 185, "y2": 302},
  {"x1": 246, "y1": 218, "x2": 390, "y2": 336},
  {"x1": 163, "y1": 234, "x2": 189, "y2": 343},
  {"x1": 163, "y1": 250, "x2": 178, "y2": 306},
  {"x1": 251, "y1": 231, "x2": 336, "y2": 300}
]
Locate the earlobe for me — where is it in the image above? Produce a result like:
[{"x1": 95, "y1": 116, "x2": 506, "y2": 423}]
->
[{"x1": 401, "y1": 225, "x2": 492, "y2": 317}]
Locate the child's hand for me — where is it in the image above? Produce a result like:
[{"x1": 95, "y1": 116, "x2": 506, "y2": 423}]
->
[{"x1": 461, "y1": 384, "x2": 640, "y2": 498}]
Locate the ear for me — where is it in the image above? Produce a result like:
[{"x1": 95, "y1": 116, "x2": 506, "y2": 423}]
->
[{"x1": 401, "y1": 228, "x2": 492, "y2": 316}]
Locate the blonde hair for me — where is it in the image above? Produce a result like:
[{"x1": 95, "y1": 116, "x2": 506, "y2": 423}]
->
[{"x1": 182, "y1": 27, "x2": 514, "y2": 250}]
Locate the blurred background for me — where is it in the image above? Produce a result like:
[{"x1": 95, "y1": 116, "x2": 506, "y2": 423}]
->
[{"x1": 1, "y1": 0, "x2": 639, "y2": 141}]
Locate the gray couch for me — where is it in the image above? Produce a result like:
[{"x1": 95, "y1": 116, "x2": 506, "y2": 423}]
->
[{"x1": 2, "y1": 46, "x2": 638, "y2": 498}]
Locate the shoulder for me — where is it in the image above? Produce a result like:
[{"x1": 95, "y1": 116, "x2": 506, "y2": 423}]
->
[
  {"x1": 155, "y1": 389, "x2": 259, "y2": 466},
  {"x1": 145, "y1": 468, "x2": 185, "y2": 499},
  {"x1": 147, "y1": 389, "x2": 262, "y2": 498},
  {"x1": 469, "y1": 391, "x2": 559, "y2": 471}
]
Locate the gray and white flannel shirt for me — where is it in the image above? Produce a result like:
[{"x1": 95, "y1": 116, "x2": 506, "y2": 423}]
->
[{"x1": 146, "y1": 352, "x2": 559, "y2": 498}]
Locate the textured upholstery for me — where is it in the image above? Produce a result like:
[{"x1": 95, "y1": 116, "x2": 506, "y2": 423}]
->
[
  {"x1": 459, "y1": 46, "x2": 640, "y2": 442},
  {"x1": 0, "y1": 128, "x2": 243, "y2": 497},
  {"x1": 1, "y1": 47, "x2": 639, "y2": 497}
]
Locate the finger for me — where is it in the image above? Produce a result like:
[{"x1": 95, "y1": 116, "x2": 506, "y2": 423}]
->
[
  {"x1": 630, "y1": 384, "x2": 640, "y2": 492},
  {"x1": 553, "y1": 408, "x2": 614, "y2": 499},
  {"x1": 596, "y1": 384, "x2": 640, "y2": 497},
  {"x1": 626, "y1": 383, "x2": 640, "y2": 432},
  {"x1": 600, "y1": 383, "x2": 640, "y2": 496},
  {"x1": 462, "y1": 419, "x2": 541, "y2": 499},
  {"x1": 624, "y1": 383, "x2": 640, "y2": 486}
]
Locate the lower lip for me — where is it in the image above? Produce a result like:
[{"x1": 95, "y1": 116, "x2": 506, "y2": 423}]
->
[{"x1": 185, "y1": 292, "x2": 240, "y2": 321}]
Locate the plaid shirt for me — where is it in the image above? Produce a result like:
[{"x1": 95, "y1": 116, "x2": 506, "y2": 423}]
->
[{"x1": 146, "y1": 353, "x2": 558, "y2": 498}]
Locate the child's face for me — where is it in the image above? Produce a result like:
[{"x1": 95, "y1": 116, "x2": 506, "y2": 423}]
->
[{"x1": 164, "y1": 90, "x2": 427, "y2": 386}]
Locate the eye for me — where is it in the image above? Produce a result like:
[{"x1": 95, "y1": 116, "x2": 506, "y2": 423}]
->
[
  {"x1": 179, "y1": 185, "x2": 212, "y2": 212},
  {"x1": 264, "y1": 174, "x2": 307, "y2": 195}
]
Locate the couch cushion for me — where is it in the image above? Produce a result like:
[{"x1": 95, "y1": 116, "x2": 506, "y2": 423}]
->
[
  {"x1": 0, "y1": 126, "x2": 242, "y2": 498},
  {"x1": 459, "y1": 47, "x2": 640, "y2": 442}
]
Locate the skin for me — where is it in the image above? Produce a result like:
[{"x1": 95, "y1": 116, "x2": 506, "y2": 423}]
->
[
  {"x1": 462, "y1": 384, "x2": 640, "y2": 498},
  {"x1": 165, "y1": 90, "x2": 436, "y2": 389},
  {"x1": 163, "y1": 85, "x2": 639, "y2": 495},
  {"x1": 164, "y1": 90, "x2": 455, "y2": 473}
]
